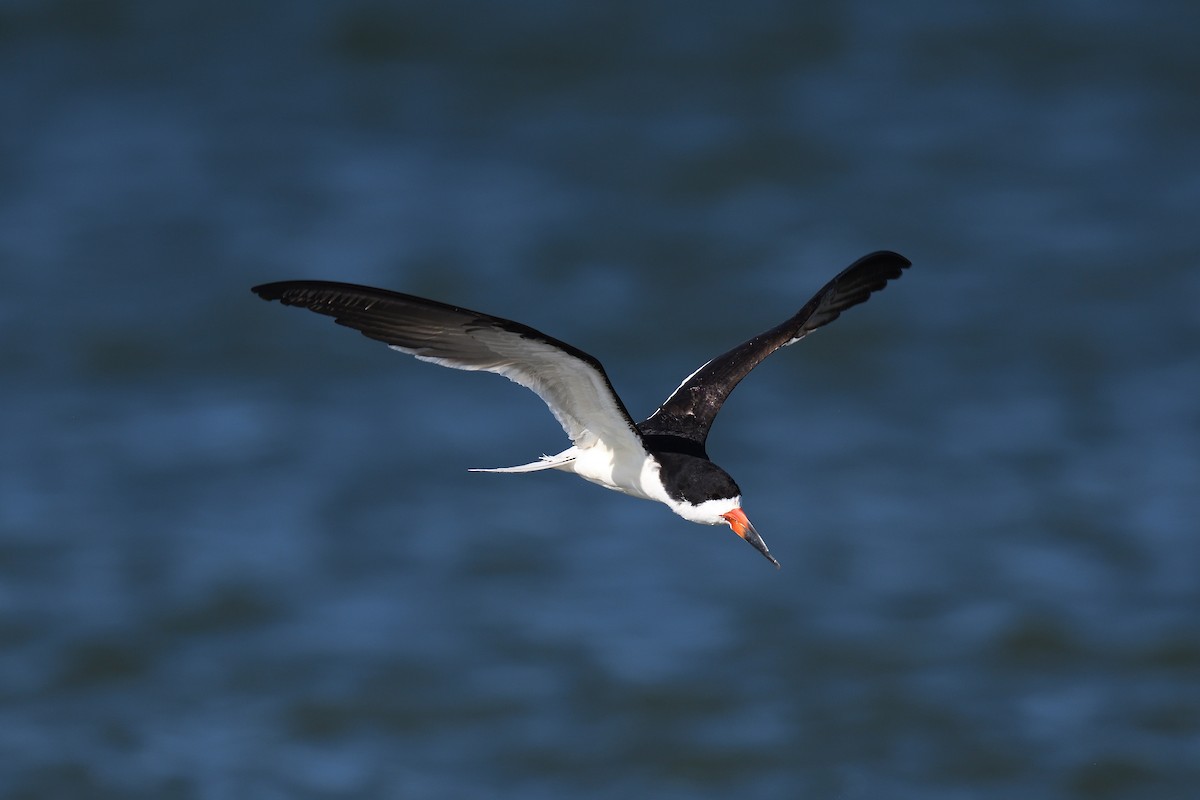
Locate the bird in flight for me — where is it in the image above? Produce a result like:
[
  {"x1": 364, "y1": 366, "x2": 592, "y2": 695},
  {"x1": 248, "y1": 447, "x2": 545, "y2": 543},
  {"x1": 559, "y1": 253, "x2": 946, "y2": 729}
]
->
[{"x1": 252, "y1": 250, "x2": 909, "y2": 567}]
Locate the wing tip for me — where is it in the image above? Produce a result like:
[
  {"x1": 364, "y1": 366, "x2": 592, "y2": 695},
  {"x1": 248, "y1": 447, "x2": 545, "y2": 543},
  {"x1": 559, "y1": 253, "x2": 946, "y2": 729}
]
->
[
  {"x1": 855, "y1": 249, "x2": 912, "y2": 275},
  {"x1": 841, "y1": 250, "x2": 911, "y2": 300},
  {"x1": 251, "y1": 283, "x2": 281, "y2": 301},
  {"x1": 251, "y1": 280, "x2": 370, "y2": 306}
]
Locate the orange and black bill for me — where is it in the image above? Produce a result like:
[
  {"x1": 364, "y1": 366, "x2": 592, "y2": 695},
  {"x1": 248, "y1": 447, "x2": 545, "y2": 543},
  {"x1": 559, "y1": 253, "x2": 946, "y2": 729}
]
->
[{"x1": 722, "y1": 508, "x2": 780, "y2": 569}]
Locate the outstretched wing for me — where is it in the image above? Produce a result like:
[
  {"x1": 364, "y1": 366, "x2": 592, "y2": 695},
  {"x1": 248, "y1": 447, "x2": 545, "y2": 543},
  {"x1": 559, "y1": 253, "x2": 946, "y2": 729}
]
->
[
  {"x1": 252, "y1": 281, "x2": 645, "y2": 455},
  {"x1": 639, "y1": 250, "x2": 910, "y2": 444}
]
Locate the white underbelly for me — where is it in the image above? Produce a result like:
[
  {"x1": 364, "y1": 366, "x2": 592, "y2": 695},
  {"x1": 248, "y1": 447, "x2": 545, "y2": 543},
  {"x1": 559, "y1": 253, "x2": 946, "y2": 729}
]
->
[{"x1": 558, "y1": 444, "x2": 668, "y2": 503}]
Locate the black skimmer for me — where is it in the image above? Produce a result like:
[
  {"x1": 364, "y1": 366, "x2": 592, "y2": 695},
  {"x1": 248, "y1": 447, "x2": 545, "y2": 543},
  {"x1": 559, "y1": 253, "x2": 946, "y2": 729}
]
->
[{"x1": 252, "y1": 250, "x2": 909, "y2": 567}]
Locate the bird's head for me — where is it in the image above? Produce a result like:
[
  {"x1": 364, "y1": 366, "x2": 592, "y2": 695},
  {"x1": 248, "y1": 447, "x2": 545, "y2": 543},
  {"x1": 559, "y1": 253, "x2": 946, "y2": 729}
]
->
[{"x1": 658, "y1": 455, "x2": 781, "y2": 568}]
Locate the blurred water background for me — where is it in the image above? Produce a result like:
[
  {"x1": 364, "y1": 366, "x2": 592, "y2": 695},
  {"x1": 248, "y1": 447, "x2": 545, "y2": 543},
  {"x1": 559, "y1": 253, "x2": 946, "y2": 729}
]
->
[{"x1": 2, "y1": 1, "x2": 1198, "y2": 797}]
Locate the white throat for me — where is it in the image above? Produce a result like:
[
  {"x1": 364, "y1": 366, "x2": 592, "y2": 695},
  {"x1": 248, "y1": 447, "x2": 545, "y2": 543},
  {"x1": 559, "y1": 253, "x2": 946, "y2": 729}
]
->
[{"x1": 664, "y1": 495, "x2": 742, "y2": 526}]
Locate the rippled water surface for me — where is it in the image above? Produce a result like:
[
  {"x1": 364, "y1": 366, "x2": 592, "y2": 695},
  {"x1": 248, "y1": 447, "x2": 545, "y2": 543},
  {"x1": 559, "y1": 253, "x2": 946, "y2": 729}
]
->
[{"x1": 2, "y1": 2, "x2": 1198, "y2": 798}]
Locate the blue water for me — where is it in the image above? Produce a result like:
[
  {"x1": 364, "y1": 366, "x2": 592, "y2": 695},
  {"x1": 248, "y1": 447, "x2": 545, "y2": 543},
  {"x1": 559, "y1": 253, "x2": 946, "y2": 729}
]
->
[{"x1": 2, "y1": 2, "x2": 1198, "y2": 797}]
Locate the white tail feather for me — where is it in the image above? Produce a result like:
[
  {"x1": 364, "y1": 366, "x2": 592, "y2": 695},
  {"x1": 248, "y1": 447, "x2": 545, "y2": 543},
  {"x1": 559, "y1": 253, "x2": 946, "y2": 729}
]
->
[{"x1": 469, "y1": 451, "x2": 576, "y2": 473}]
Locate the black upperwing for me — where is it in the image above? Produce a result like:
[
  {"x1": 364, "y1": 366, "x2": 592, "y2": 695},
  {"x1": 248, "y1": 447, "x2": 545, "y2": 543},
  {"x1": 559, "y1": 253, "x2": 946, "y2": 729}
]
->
[{"x1": 637, "y1": 250, "x2": 910, "y2": 445}]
